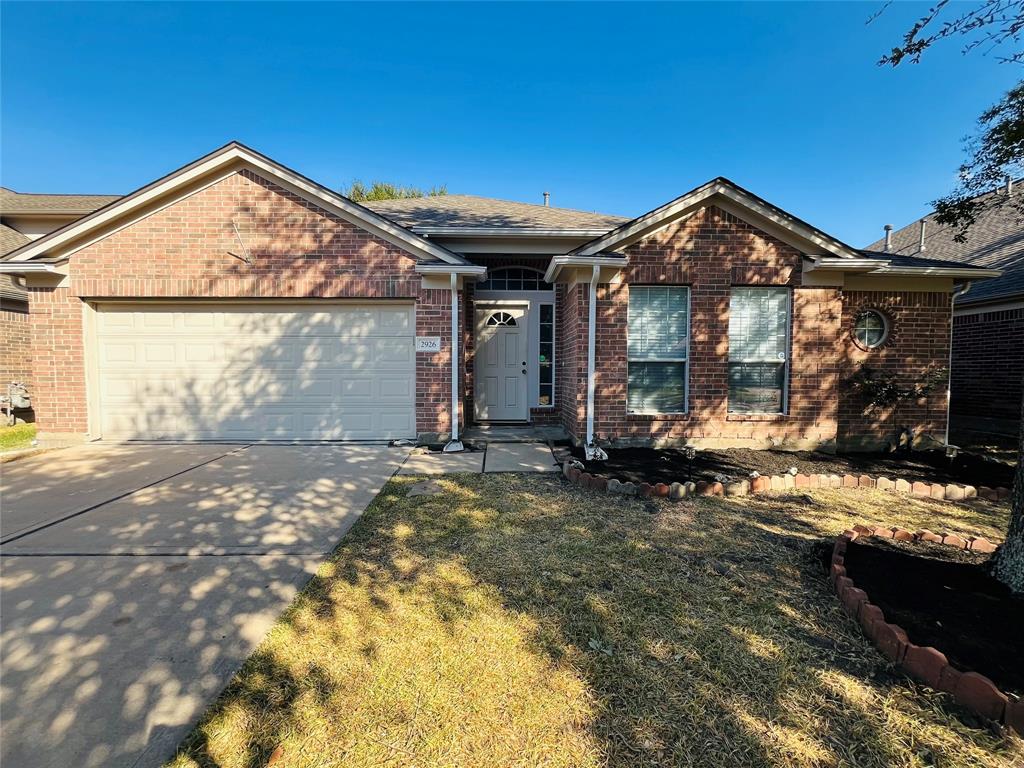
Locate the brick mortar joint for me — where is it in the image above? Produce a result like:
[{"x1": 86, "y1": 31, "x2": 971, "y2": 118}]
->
[{"x1": 831, "y1": 526, "x2": 1018, "y2": 735}]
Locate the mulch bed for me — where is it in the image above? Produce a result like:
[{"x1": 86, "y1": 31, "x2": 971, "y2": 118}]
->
[
  {"x1": 843, "y1": 538, "x2": 1024, "y2": 697},
  {"x1": 572, "y1": 446, "x2": 1014, "y2": 488}
]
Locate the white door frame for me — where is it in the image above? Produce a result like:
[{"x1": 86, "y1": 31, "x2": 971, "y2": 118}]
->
[{"x1": 474, "y1": 300, "x2": 530, "y2": 422}]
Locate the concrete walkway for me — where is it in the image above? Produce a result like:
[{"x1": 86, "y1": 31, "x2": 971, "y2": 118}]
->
[
  {"x1": 397, "y1": 442, "x2": 559, "y2": 475},
  {"x1": 0, "y1": 443, "x2": 409, "y2": 768}
]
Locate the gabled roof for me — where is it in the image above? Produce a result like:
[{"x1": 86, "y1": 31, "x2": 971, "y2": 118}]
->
[
  {"x1": 364, "y1": 194, "x2": 626, "y2": 234},
  {"x1": 0, "y1": 187, "x2": 121, "y2": 215},
  {"x1": 571, "y1": 177, "x2": 862, "y2": 260},
  {"x1": 865, "y1": 189, "x2": 1024, "y2": 305},
  {"x1": 2, "y1": 142, "x2": 472, "y2": 267}
]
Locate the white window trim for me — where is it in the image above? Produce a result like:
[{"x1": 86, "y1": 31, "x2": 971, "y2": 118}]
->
[
  {"x1": 626, "y1": 286, "x2": 691, "y2": 415},
  {"x1": 854, "y1": 309, "x2": 890, "y2": 350},
  {"x1": 537, "y1": 301, "x2": 556, "y2": 409},
  {"x1": 727, "y1": 287, "x2": 792, "y2": 415}
]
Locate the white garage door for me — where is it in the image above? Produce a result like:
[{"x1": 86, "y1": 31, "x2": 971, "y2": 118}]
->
[{"x1": 94, "y1": 303, "x2": 416, "y2": 441}]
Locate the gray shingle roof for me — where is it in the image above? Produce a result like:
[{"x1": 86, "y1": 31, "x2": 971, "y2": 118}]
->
[
  {"x1": 0, "y1": 187, "x2": 121, "y2": 214},
  {"x1": 0, "y1": 226, "x2": 31, "y2": 303},
  {"x1": 865, "y1": 190, "x2": 1024, "y2": 305},
  {"x1": 363, "y1": 194, "x2": 627, "y2": 231},
  {"x1": 1, "y1": 224, "x2": 30, "y2": 256}
]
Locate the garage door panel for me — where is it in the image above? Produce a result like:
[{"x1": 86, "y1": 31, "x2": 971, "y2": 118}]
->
[
  {"x1": 95, "y1": 304, "x2": 415, "y2": 441},
  {"x1": 379, "y1": 377, "x2": 413, "y2": 399}
]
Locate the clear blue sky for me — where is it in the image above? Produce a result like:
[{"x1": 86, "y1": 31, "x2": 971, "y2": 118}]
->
[{"x1": 0, "y1": 2, "x2": 1015, "y2": 246}]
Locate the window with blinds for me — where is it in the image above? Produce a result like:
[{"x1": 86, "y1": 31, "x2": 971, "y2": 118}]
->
[
  {"x1": 728, "y1": 287, "x2": 790, "y2": 413},
  {"x1": 627, "y1": 286, "x2": 689, "y2": 413}
]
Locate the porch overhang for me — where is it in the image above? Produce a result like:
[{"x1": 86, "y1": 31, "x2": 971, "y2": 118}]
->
[{"x1": 543, "y1": 253, "x2": 625, "y2": 283}]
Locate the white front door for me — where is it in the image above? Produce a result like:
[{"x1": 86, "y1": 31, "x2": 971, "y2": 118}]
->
[{"x1": 474, "y1": 307, "x2": 528, "y2": 421}]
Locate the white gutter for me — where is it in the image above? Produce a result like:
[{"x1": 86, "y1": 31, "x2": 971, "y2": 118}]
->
[
  {"x1": 442, "y1": 271, "x2": 464, "y2": 453},
  {"x1": 543, "y1": 253, "x2": 625, "y2": 283},
  {"x1": 869, "y1": 266, "x2": 1002, "y2": 278},
  {"x1": 584, "y1": 264, "x2": 608, "y2": 460},
  {"x1": 805, "y1": 256, "x2": 1001, "y2": 280},
  {"x1": 415, "y1": 263, "x2": 487, "y2": 276},
  {"x1": 944, "y1": 281, "x2": 973, "y2": 450},
  {"x1": 0, "y1": 262, "x2": 67, "y2": 274}
]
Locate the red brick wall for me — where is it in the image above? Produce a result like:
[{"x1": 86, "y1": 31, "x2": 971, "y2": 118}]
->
[
  {"x1": 27, "y1": 169, "x2": 457, "y2": 439},
  {"x1": 28, "y1": 286, "x2": 87, "y2": 434},
  {"x1": 559, "y1": 282, "x2": 586, "y2": 438},
  {"x1": 584, "y1": 205, "x2": 842, "y2": 448},
  {"x1": 951, "y1": 304, "x2": 1023, "y2": 427},
  {"x1": 0, "y1": 304, "x2": 32, "y2": 391},
  {"x1": 559, "y1": 205, "x2": 953, "y2": 451},
  {"x1": 837, "y1": 291, "x2": 951, "y2": 449}
]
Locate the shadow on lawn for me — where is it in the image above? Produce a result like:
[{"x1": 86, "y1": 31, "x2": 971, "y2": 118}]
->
[{"x1": 175, "y1": 475, "x2": 1016, "y2": 767}]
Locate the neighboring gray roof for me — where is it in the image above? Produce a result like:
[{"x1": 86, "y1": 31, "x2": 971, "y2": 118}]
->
[
  {"x1": 1, "y1": 224, "x2": 30, "y2": 256},
  {"x1": 0, "y1": 225, "x2": 30, "y2": 303},
  {"x1": 363, "y1": 194, "x2": 627, "y2": 231},
  {"x1": 0, "y1": 187, "x2": 122, "y2": 214},
  {"x1": 858, "y1": 249, "x2": 998, "y2": 271},
  {"x1": 865, "y1": 190, "x2": 1024, "y2": 305}
]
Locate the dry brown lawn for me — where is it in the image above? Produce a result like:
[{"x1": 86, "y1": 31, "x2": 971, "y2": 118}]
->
[{"x1": 168, "y1": 474, "x2": 1020, "y2": 768}]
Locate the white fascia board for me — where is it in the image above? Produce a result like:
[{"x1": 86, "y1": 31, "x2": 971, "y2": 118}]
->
[
  {"x1": 804, "y1": 256, "x2": 885, "y2": 273},
  {"x1": 415, "y1": 263, "x2": 488, "y2": 276},
  {"x1": 6, "y1": 143, "x2": 469, "y2": 267},
  {"x1": 869, "y1": 266, "x2": 1002, "y2": 279},
  {"x1": 0, "y1": 261, "x2": 67, "y2": 274},
  {"x1": 805, "y1": 256, "x2": 1001, "y2": 280},
  {"x1": 544, "y1": 254, "x2": 625, "y2": 283}
]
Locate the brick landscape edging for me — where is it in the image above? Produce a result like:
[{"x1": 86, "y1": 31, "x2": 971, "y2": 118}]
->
[
  {"x1": 560, "y1": 461, "x2": 1011, "y2": 504},
  {"x1": 831, "y1": 526, "x2": 1022, "y2": 736}
]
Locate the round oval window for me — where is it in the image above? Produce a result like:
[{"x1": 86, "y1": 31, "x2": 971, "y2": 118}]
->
[{"x1": 854, "y1": 310, "x2": 889, "y2": 349}]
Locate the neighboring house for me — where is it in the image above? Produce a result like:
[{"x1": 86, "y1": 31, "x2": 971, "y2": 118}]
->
[
  {"x1": 0, "y1": 142, "x2": 999, "y2": 452},
  {"x1": 0, "y1": 189, "x2": 121, "y2": 413},
  {"x1": 866, "y1": 186, "x2": 1023, "y2": 441}
]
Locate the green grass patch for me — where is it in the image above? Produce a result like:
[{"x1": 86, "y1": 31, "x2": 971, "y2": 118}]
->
[
  {"x1": 0, "y1": 422, "x2": 35, "y2": 451},
  {"x1": 168, "y1": 475, "x2": 1019, "y2": 768}
]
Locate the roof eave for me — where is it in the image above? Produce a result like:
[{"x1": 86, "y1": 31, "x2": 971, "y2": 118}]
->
[
  {"x1": 3, "y1": 142, "x2": 472, "y2": 267},
  {"x1": 573, "y1": 178, "x2": 861, "y2": 260},
  {"x1": 543, "y1": 253, "x2": 625, "y2": 283}
]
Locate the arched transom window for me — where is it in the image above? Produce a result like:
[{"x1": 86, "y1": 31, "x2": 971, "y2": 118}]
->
[
  {"x1": 485, "y1": 311, "x2": 518, "y2": 327},
  {"x1": 476, "y1": 267, "x2": 553, "y2": 292}
]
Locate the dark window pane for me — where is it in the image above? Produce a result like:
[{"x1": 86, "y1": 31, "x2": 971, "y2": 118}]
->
[
  {"x1": 478, "y1": 268, "x2": 552, "y2": 293},
  {"x1": 539, "y1": 384, "x2": 553, "y2": 406},
  {"x1": 627, "y1": 362, "x2": 686, "y2": 413},
  {"x1": 540, "y1": 325, "x2": 553, "y2": 343},
  {"x1": 539, "y1": 360, "x2": 552, "y2": 383},
  {"x1": 540, "y1": 304, "x2": 553, "y2": 323},
  {"x1": 728, "y1": 362, "x2": 784, "y2": 413}
]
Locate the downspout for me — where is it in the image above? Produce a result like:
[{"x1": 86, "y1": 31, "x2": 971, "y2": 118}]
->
[
  {"x1": 585, "y1": 265, "x2": 608, "y2": 460},
  {"x1": 944, "y1": 281, "x2": 972, "y2": 450},
  {"x1": 443, "y1": 271, "x2": 464, "y2": 452}
]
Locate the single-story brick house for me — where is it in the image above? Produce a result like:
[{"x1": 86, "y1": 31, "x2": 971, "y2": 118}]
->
[
  {"x1": 866, "y1": 185, "x2": 1023, "y2": 443},
  {"x1": 0, "y1": 142, "x2": 999, "y2": 453}
]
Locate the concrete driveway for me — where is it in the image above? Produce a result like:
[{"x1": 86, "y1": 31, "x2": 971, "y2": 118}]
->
[{"x1": 0, "y1": 442, "x2": 409, "y2": 768}]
